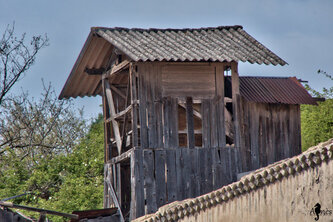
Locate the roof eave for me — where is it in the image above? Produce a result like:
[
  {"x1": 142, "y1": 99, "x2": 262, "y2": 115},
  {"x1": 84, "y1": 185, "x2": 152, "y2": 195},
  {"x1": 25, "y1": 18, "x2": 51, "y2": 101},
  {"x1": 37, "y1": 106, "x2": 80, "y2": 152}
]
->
[{"x1": 58, "y1": 31, "x2": 95, "y2": 100}]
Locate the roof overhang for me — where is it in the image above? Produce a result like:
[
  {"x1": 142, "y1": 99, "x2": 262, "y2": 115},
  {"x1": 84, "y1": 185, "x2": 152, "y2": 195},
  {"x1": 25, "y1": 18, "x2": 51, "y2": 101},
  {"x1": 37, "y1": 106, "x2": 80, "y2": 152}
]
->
[{"x1": 59, "y1": 31, "x2": 114, "y2": 99}]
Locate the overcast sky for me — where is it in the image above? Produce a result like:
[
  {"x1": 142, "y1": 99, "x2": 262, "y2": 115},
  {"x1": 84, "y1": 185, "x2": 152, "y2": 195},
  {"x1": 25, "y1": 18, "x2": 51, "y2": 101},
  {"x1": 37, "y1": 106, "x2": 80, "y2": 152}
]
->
[{"x1": 1, "y1": 0, "x2": 332, "y2": 119}]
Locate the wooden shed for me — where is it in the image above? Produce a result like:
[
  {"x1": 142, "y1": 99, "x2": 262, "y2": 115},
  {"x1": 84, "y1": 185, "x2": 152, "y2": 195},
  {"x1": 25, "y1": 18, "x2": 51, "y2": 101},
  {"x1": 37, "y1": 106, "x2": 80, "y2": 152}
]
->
[{"x1": 59, "y1": 25, "x2": 316, "y2": 221}]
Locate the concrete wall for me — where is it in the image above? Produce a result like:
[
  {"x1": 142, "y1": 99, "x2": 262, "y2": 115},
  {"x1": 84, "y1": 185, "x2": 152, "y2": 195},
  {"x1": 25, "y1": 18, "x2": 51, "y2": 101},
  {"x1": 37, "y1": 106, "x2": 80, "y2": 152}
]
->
[
  {"x1": 135, "y1": 139, "x2": 333, "y2": 222},
  {"x1": 179, "y1": 161, "x2": 332, "y2": 222}
]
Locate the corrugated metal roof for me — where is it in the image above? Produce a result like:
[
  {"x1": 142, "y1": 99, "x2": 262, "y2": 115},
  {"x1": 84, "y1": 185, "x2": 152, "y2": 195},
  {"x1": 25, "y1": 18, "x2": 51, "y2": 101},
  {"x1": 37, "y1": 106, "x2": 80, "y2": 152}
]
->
[
  {"x1": 236, "y1": 76, "x2": 317, "y2": 105},
  {"x1": 94, "y1": 26, "x2": 286, "y2": 65},
  {"x1": 59, "y1": 32, "x2": 114, "y2": 99},
  {"x1": 59, "y1": 25, "x2": 287, "y2": 99},
  {"x1": 71, "y1": 208, "x2": 119, "y2": 222}
]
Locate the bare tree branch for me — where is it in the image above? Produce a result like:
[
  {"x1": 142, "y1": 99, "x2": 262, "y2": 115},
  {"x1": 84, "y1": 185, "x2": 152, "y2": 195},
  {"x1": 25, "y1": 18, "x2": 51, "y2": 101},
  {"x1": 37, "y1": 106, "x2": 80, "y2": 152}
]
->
[
  {"x1": 0, "y1": 23, "x2": 49, "y2": 105},
  {"x1": 0, "y1": 82, "x2": 86, "y2": 169}
]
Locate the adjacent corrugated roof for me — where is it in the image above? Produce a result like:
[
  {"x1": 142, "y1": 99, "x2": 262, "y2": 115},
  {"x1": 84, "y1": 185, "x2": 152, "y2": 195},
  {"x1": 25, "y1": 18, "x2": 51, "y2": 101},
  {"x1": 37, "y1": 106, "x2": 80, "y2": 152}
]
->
[
  {"x1": 233, "y1": 76, "x2": 317, "y2": 105},
  {"x1": 93, "y1": 26, "x2": 287, "y2": 65},
  {"x1": 71, "y1": 208, "x2": 119, "y2": 222}
]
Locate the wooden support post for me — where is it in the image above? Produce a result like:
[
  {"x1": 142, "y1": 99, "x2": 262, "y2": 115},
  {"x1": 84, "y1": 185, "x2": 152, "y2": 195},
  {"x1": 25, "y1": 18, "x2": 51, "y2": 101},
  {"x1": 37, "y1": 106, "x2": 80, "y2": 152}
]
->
[
  {"x1": 121, "y1": 75, "x2": 131, "y2": 150},
  {"x1": 231, "y1": 61, "x2": 244, "y2": 170},
  {"x1": 106, "y1": 105, "x2": 132, "y2": 122},
  {"x1": 106, "y1": 175, "x2": 125, "y2": 222},
  {"x1": 110, "y1": 85, "x2": 126, "y2": 100},
  {"x1": 163, "y1": 98, "x2": 170, "y2": 148},
  {"x1": 102, "y1": 78, "x2": 112, "y2": 162},
  {"x1": 170, "y1": 98, "x2": 179, "y2": 148},
  {"x1": 186, "y1": 97, "x2": 195, "y2": 149},
  {"x1": 215, "y1": 64, "x2": 226, "y2": 148},
  {"x1": 116, "y1": 163, "x2": 122, "y2": 209},
  {"x1": 105, "y1": 80, "x2": 122, "y2": 155},
  {"x1": 138, "y1": 65, "x2": 148, "y2": 148},
  {"x1": 38, "y1": 213, "x2": 46, "y2": 222},
  {"x1": 130, "y1": 149, "x2": 144, "y2": 220},
  {"x1": 130, "y1": 63, "x2": 139, "y2": 147},
  {"x1": 231, "y1": 62, "x2": 240, "y2": 149}
]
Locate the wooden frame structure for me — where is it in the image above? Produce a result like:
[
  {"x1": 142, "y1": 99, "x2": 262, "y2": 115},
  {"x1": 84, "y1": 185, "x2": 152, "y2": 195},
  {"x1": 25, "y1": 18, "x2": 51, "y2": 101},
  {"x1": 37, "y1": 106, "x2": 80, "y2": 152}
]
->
[
  {"x1": 99, "y1": 57, "x2": 245, "y2": 220},
  {"x1": 99, "y1": 58, "x2": 306, "y2": 220}
]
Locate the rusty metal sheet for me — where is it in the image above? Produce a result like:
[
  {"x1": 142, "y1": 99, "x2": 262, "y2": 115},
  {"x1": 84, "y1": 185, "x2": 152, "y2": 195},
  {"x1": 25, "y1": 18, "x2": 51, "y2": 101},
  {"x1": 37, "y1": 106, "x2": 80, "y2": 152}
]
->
[{"x1": 238, "y1": 76, "x2": 316, "y2": 105}]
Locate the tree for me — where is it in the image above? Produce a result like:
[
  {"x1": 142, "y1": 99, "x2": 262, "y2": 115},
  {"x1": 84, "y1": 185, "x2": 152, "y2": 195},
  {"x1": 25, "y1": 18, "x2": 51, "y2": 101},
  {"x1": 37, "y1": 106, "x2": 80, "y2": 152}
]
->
[
  {"x1": 0, "y1": 83, "x2": 86, "y2": 164},
  {"x1": 0, "y1": 23, "x2": 48, "y2": 105},
  {"x1": 0, "y1": 115, "x2": 104, "y2": 222},
  {"x1": 0, "y1": 83, "x2": 87, "y2": 201},
  {"x1": 301, "y1": 70, "x2": 333, "y2": 151},
  {"x1": 0, "y1": 24, "x2": 101, "y2": 221},
  {"x1": 28, "y1": 115, "x2": 104, "y2": 221}
]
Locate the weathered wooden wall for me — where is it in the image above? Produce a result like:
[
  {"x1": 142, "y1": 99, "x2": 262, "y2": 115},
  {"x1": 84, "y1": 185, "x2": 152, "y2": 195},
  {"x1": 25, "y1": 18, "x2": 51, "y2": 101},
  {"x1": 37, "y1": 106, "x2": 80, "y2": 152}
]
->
[
  {"x1": 106, "y1": 147, "x2": 241, "y2": 220},
  {"x1": 136, "y1": 62, "x2": 227, "y2": 150},
  {"x1": 239, "y1": 99, "x2": 302, "y2": 172},
  {"x1": 103, "y1": 61, "x2": 304, "y2": 221},
  {"x1": 161, "y1": 65, "x2": 216, "y2": 99}
]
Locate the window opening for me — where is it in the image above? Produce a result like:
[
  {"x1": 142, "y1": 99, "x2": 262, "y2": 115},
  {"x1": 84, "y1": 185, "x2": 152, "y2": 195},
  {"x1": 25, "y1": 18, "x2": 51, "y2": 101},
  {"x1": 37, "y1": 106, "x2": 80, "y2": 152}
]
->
[
  {"x1": 177, "y1": 99, "x2": 202, "y2": 147},
  {"x1": 224, "y1": 66, "x2": 234, "y2": 145}
]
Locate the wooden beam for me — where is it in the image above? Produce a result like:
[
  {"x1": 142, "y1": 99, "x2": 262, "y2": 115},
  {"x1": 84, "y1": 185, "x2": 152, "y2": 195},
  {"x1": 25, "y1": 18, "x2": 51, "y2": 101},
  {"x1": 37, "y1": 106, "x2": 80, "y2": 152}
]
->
[
  {"x1": 106, "y1": 105, "x2": 132, "y2": 123},
  {"x1": 231, "y1": 62, "x2": 240, "y2": 148},
  {"x1": 186, "y1": 97, "x2": 195, "y2": 149},
  {"x1": 84, "y1": 67, "x2": 106, "y2": 75},
  {"x1": 110, "y1": 60, "x2": 130, "y2": 75},
  {"x1": 179, "y1": 103, "x2": 202, "y2": 119},
  {"x1": 105, "y1": 175, "x2": 125, "y2": 222},
  {"x1": 105, "y1": 81, "x2": 122, "y2": 155},
  {"x1": 130, "y1": 149, "x2": 144, "y2": 220},
  {"x1": 107, "y1": 148, "x2": 133, "y2": 164},
  {"x1": 216, "y1": 64, "x2": 226, "y2": 148},
  {"x1": 104, "y1": 60, "x2": 130, "y2": 79},
  {"x1": 178, "y1": 129, "x2": 202, "y2": 134},
  {"x1": 224, "y1": 97, "x2": 232, "y2": 103},
  {"x1": 110, "y1": 85, "x2": 126, "y2": 100},
  {"x1": 0, "y1": 201, "x2": 79, "y2": 220},
  {"x1": 130, "y1": 64, "x2": 139, "y2": 147},
  {"x1": 102, "y1": 79, "x2": 112, "y2": 162},
  {"x1": 121, "y1": 74, "x2": 131, "y2": 150}
]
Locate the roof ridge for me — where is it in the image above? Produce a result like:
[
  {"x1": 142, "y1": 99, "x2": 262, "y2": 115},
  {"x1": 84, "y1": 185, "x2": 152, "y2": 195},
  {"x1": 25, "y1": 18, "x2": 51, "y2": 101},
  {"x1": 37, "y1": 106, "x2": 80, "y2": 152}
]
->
[
  {"x1": 239, "y1": 76, "x2": 290, "y2": 79},
  {"x1": 91, "y1": 25, "x2": 243, "y2": 32},
  {"x1": 134, "y1": 138, "x2": 333, "y2": 222}
]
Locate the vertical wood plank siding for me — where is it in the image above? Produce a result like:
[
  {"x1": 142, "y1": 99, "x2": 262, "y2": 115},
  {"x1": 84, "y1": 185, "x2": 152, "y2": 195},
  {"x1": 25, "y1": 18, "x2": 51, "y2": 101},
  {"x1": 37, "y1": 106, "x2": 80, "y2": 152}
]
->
[
  {"x1": 124, "y1": 147, "x2": 241, "y2": 219},
  {"x1": 137, "y1": 62, "x2": 226, "y2": 150},
  {"x1": 239, "y1": 98, "x2": 302, "y2": 171}
]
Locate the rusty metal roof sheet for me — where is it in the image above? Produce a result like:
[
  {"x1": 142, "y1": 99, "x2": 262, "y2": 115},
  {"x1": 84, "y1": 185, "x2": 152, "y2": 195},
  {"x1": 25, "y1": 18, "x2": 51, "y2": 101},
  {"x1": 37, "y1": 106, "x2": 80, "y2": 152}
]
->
[
  {"x1": 237, "y1": 76, "x2": 317, "y2": 105},
  {"x1": 59, "y1": 25, "x2": 287, "y2": 99},
  {"x1": 71, "y1": 208, "x2": 119, "y2": 222},
  {"x1": 94, "y1": 26, "x2": 286, "y2": 65}
]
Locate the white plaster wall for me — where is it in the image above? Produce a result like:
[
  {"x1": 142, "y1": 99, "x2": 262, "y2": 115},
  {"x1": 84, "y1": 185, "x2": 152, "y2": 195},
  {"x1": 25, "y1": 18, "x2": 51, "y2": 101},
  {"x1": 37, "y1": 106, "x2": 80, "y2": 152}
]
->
[{"x1": 179, "y1": 160, "x2": 332, "y2": 222}]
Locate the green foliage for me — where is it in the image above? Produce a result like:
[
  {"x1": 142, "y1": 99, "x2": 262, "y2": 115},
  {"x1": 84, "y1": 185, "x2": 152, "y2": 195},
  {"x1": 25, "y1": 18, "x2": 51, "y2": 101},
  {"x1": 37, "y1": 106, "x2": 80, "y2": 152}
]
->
[
  {"x1": 301, "y1": 70, "x2": 333, "y2": 151},
  {"x1": 0, "y1": 114, "x2": 105, "y2": 221},
  {"x1": 301, "y1": 99, "x2": 333, "y2": 151}
]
